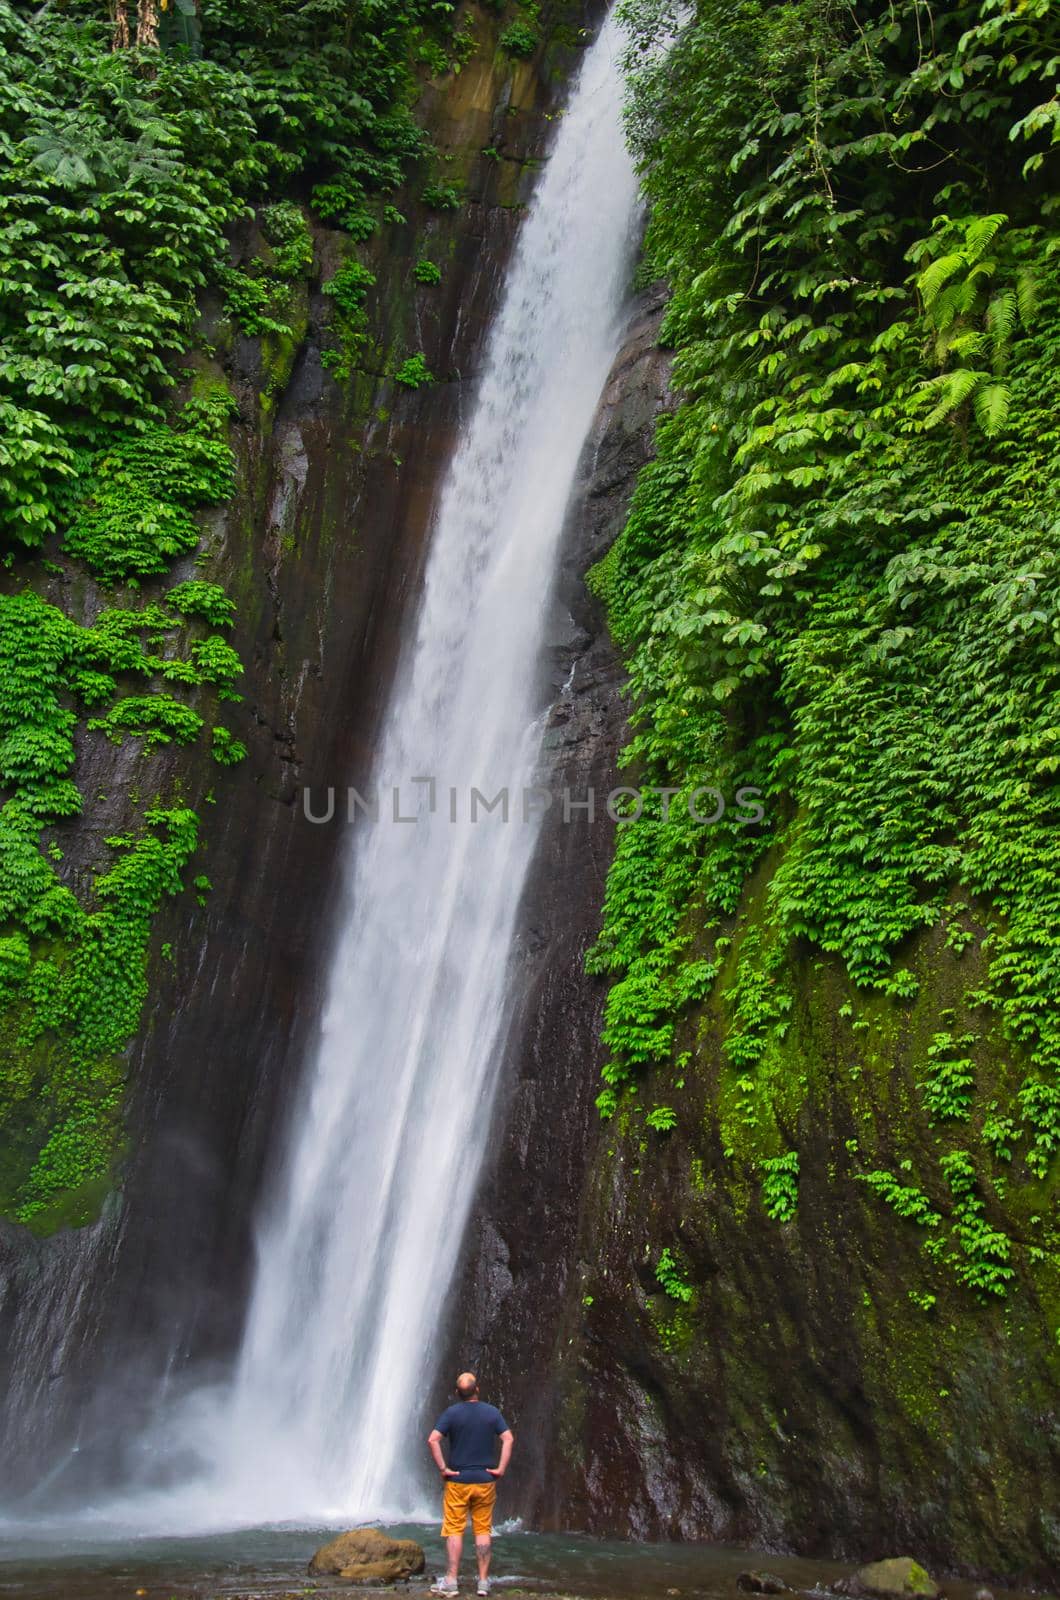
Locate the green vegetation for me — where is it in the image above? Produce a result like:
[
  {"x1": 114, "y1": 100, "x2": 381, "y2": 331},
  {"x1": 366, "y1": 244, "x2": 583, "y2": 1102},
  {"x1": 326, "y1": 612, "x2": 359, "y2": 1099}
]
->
[
  {"x1": 219, "y1": 200, "x2": 314, "y2": 338},
  {"x1": 0, "y1": 0, "x2": 469, "y2": 1223},
  {"x1": 2, "y1": 0, "x2": 468, "y2": 549},
  {"x1": 594, "y1": 0, "x2": 1060, "y2": 1299},
  {"x1": 6, "y1": 804, "x2": 200, "y2": 1224},
  {"x1": 499, "y1": 19, "x2": 538, "y2": 59},
  {"x1": 321, "y1": 259, "x2": 378, "y2": 378},
  {"x1": 941, "y1": 1149, "x2": 1015, "y2": 1297},
  {"x1": 857, "y1": 1172, "x2": 942, "y2": 1231},
  {"x1": 65, "y1": 392, "x2": 235, "y2": 582},
  {"x1": 413, "y1": 258, "x2": 443, "y2": 284},
  {"x1": 655, "y1": 1245, "x2": 694, "y2": 1302},
  {"x1": 918, "y1": 1031, "x2": 977, "y2": 1124},
  {"x1": 421, "y1": 180, "x2": 462, "y2": 211},
  {"x1": 394, "y1": 352, "x2": 435, "y2": 388},
  {"x1": 0, "y1": 573, "x2": 246, "y2": 1220},
  {"x1": 760, "y1": 1150, "x2": 799, "y2": 1223}
]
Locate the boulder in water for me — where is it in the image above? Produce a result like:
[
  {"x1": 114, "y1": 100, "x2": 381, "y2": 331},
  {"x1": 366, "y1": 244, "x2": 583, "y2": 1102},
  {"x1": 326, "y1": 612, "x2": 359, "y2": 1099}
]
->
[
  {"x1": 737, "y1": 1573, "x2": 788, "y2": 1594},
  {"x1": 833, "y1": 1559, "x2": 941, "y2": 1600},
  {"x1": 308, "y1": 1526, "x2": 426, "y2": 1583}
]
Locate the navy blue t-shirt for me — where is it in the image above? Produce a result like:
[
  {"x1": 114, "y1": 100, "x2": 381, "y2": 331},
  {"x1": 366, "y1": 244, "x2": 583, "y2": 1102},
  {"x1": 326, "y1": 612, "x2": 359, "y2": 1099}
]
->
[{"x1": 433, "y1": 1401, "x2": 509, "y2": 1483}]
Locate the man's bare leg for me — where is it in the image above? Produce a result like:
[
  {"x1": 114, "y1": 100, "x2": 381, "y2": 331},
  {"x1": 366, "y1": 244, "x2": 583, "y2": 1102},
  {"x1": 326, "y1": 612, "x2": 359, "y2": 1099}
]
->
[
  {"x1": 446, "y1": 1533, "x2": 464, "y2": 1582},
  {"x1": 476, "y1": 1535, "x2": 491, "y2": 1582}
]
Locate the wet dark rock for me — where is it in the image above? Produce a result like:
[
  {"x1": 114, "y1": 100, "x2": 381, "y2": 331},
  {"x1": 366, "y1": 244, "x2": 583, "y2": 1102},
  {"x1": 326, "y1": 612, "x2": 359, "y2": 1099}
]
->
[
  {"x1": 832, "y1": 1559, "x2": 941, "y2": 1599},
  {"x1": 308, "y1": 1526, "x2": 425, "y2": 1583},
  {"x1": 737, "y1": 1571, "x2": 789, "y2": 1593}
]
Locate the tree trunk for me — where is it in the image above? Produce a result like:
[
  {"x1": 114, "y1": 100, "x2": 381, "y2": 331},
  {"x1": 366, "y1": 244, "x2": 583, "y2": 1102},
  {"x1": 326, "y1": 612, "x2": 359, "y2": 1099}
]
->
[
  {"x1": 111, "y1": 0, "x2": 130, "y2": 50},
  {"x1": 136, "y1": 0, "x2": 159, "y2": 49}
]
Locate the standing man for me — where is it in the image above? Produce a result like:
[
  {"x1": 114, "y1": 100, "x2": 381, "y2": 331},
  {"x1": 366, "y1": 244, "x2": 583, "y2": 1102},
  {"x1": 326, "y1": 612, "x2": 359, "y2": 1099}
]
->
[{"x1": 427, "y1": 1371, "x2": 514, "y2": 1597}]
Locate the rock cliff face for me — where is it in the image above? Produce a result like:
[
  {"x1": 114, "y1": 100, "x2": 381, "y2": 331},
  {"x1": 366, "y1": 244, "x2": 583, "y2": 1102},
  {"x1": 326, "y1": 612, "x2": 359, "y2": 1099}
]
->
[
  {"x1": 455, "y1": 774, "x2": 1059, "y2": 1576},
  {"x1": 1, "y1": 12, "x2": 1055, "y2": 1584},
  {"x1": 0, "y1": 12, "x2": 603, "y2": 1500},
  {"x1": 441, "y1": 299, "x2": 1060, "y2": 1588},
  {"x1": 543, "y1": 919, "x2": 1060, "y2": 1585}
]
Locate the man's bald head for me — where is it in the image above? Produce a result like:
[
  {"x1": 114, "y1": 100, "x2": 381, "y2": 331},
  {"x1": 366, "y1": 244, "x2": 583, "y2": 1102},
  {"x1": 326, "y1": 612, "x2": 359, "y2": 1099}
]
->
[{"x1": 456, "y1": 1371, "x2": 479, "y2": 1400}]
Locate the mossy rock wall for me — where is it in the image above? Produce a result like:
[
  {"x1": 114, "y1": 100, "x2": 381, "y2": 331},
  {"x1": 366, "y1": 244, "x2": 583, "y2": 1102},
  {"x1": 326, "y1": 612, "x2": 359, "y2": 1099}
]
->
[{"x1": 545, "y1": 892, "x2": 1060, "y2": 1581}]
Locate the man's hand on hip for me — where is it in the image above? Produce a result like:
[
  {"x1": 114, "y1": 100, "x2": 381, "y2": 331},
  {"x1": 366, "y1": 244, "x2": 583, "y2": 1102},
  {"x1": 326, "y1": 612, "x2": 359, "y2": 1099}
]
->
[
  {"x1": 486, "y1": 1467, "x2": 504, "y2": 1478},
  {"x1": 441, "y1": 1468, "x2": 460, "y2": 1478}
]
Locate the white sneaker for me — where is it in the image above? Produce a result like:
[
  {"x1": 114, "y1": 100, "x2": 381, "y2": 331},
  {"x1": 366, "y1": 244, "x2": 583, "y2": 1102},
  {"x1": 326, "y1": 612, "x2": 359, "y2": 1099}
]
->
[
  {"x1": 430, "y1": 1580, "x2": 458, "y2": 1596},
  {"x1": 477, "y1": 1582, "x2": 490, "y2": 1597}
]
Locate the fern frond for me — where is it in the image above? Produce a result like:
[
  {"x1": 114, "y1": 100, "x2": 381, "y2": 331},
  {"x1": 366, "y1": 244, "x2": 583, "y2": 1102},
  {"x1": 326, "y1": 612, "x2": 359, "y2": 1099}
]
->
[
  {"x1": 973, "y1": 382, "x2": 1010, "y2": 438},
  {"x1": 1016, "y1": 270, "x2": 1038, "y2": 329},
  {"x1": 951, "y1": 261, "x2": 995, "y2": 323},
  {"x1": 917, "y1": 252, "x2": 963, "y2": 310},
  {"x1": 930, "y1": 282, "x2": 964, "y2": 333},
  {"x1": 985, "y1": 290, "x2": 1016, "y2": 362},
  {"x1": 920, "y1": 367, "x2": 983, "y2": 429},
  {"x1": 946, "y1": 330, "x2": 985, "y2": 363},
  {"x1": 963, "y1": 212, "x2": 1007, "y2": 263}
]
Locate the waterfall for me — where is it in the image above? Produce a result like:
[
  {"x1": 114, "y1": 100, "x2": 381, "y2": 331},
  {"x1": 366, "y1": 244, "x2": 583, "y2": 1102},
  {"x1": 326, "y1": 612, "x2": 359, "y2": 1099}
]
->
[
  {"x1": 17, "y1": 9, "x2": 639, "y2": 1534},
  {"x1": 218, "y1": 12, "x2": 638, "y2": 1523}
]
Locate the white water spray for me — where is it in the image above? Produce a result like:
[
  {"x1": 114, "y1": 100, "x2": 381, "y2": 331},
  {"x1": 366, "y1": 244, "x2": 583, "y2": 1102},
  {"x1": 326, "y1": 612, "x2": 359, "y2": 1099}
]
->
[{"x1": 117, "y1": 11, "x2": 638, "y2": 1532}]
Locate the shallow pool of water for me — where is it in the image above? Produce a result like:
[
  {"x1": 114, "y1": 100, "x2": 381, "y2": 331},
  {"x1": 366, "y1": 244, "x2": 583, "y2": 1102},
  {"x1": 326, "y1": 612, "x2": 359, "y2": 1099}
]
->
[{"x1": 0, "y1": 1525, "x2": 1049, "y2": 1600}]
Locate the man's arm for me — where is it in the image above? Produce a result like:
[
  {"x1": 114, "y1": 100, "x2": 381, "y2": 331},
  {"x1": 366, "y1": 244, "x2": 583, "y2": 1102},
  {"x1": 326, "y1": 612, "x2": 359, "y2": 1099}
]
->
[
  {"x1": 427, "y1": 1428, "x2": 459, "y2": 1478},
  {"x1": 487, "y1": 1429, "x2": 515, "y2": 1479}
]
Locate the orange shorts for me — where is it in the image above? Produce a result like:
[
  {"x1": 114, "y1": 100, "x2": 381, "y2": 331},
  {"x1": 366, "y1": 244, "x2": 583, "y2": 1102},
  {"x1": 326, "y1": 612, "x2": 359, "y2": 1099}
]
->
[{"x1": 441, "y1": 1479, "x2": 496, "y2": 1537}]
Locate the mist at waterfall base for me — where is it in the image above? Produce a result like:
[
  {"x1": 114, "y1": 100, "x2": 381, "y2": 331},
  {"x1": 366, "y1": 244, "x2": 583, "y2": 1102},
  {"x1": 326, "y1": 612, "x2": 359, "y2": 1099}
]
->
[{"x1": 0, "y1": 12, "x2": 640, "y2": 1542}]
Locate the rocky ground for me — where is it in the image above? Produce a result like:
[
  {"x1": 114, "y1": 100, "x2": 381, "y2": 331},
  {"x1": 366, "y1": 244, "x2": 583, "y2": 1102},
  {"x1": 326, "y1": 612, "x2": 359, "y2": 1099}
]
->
[
  {"x1": 207, "y1": 1549, "x2": 1033, "y2": 1600},
  {"x1": 227, "y1": 1591, "x2": 583, "y2": 1599},
  {"x1": 7, "y1": 1532, "x2": 1050, "y2": 1600}
]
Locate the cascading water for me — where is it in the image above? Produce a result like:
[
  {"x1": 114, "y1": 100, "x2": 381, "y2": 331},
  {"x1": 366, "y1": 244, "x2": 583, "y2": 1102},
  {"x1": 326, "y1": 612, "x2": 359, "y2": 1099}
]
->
[
  {"x1": 213, "y1": 14, "x2": 638, "y2": 1523},
  {"x1": 26, "y1": 9, "x2": 639, "y2": 1535}
]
